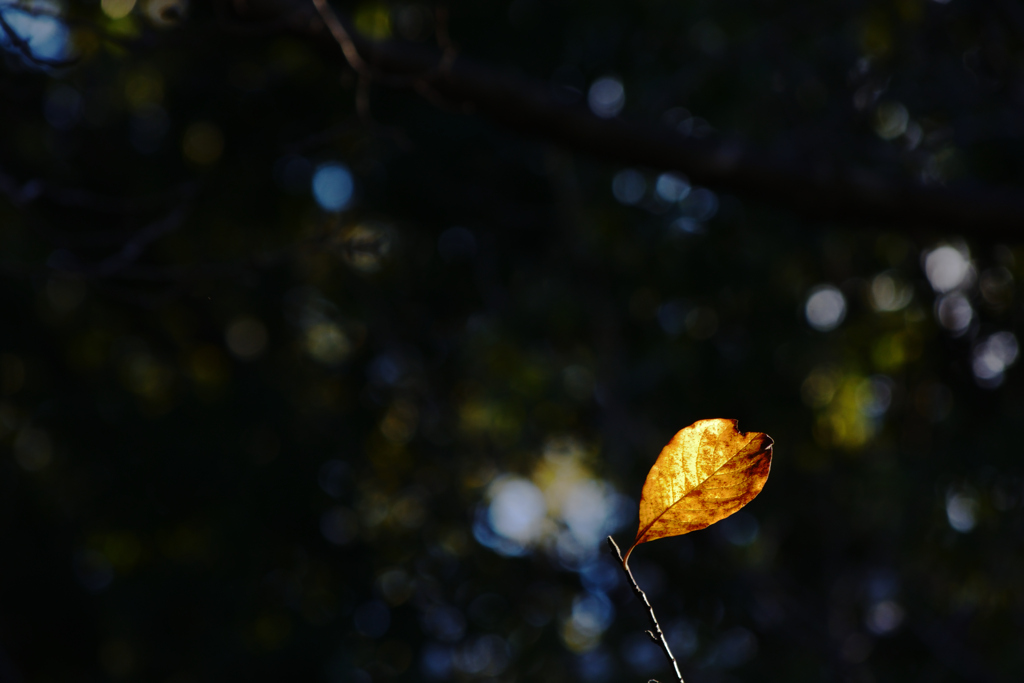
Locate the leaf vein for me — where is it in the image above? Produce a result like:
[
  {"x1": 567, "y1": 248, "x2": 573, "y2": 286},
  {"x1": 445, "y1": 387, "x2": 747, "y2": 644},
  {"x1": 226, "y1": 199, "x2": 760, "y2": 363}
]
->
[{"x1": 633, "y1": 425, "x2": 761, "y2": 543}]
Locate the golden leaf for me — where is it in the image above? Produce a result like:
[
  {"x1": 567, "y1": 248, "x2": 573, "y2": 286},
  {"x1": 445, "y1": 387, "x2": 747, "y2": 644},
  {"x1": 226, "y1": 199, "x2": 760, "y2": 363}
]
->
[{"x1": 624, "y1": 418, "x2": 772, "y2": 567}]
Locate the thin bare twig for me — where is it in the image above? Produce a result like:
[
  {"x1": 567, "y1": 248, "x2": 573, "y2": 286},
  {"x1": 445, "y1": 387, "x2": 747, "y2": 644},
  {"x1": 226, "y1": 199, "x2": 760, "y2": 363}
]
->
[
  {"x1": 309, "y1": 0, "x2": 374, "y2": 121},
  {"x1": 309, "y1": 0, "x2": 423, "y2": 128},
  {"x1": 308, "y1": 0, "x2": 426, "y2": 144},
  {"x1": 608, "y1": 536, "x2": 685, "y2": 683},
  {"x1": 434, "y1": 5, "x2": 457, "y2": 72},
  {"x1": 310, "y1": 0, "x2": 368, "y2": 75}
]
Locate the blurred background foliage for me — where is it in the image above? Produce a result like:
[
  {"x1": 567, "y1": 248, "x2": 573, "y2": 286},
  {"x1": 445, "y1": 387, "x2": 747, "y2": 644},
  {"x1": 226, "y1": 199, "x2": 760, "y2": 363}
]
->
[{"x1": 1, "y1": 1, "x2": 1024, "y2": 682}]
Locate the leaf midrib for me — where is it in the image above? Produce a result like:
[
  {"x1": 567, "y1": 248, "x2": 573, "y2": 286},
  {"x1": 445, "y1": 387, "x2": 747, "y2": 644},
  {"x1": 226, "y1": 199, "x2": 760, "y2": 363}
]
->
[{"x1": 634, "y1": 428, "x2": 759, "y2": 543}]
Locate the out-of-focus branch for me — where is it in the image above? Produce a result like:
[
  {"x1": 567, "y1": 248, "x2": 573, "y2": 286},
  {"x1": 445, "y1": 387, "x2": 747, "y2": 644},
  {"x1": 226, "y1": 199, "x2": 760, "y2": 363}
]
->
[
  {"x1": 90, "y1": 205, "x2": 190, "y2": 276},
  {"x1": 247, "y1": 0, "x2": 1024, "y2": 240},
  {"x1": 309, "y1": 0, "x2": 367, "y2": 75},
  {"x1": 608, "y1": 536, "x2": 685, "y2": 683},
  {"x1": 0, "y1": 167, "x2": 196, "y2": 213},
  {"x1": 308, "y1": 1, "x2": 418, "y2": 131},
  {"x1": 0, "y1": 205, "x2": 350, "y2": 307},
  {"x1": 347, "y1": 39, "x2": 1024, "y2": 239}
]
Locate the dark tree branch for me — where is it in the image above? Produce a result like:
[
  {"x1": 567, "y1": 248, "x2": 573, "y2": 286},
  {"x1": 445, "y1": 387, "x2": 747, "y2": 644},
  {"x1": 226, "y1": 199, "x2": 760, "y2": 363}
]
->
[
  {"x1": 0, "y1": 166, "x2": 197, "y2": 213},
  {"x1": 608, "y1": 536, "x2": 685, "y2": 683},
  {"x1": 349, "y1": 39, "x2": 1024, "y2": 240},
  {"x1": 251, "y1": 0, "x2": 1024, "y2": 241},
  {"x1": 0, "y1": 205, "x2": 350, "y2": 302}
]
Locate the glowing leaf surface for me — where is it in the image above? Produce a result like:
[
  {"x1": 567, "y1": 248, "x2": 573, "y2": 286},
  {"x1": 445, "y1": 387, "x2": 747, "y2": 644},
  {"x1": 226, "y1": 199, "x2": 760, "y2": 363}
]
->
[{"x1": 624, "y1": 418, "x2": 772, "y2": 566}]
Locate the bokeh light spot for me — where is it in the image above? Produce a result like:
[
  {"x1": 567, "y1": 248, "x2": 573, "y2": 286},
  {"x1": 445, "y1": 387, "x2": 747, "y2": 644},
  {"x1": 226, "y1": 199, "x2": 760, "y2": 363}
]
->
[
  {"x1": 421, "y1": 643, "x2": 453, "y2": 680},
  {"x1": 486, "y1": 477, "x2": 547, "y2": 547},
  {"x1": 655, "y1": 172, "x2": 691, "y2": 202},
  {"x1": 935, "y1": 293, "x2": 973, "y2": 335},
  {"x1": 805, "y1": 285, "x2": 846, "y2": 331},
  {"x1": 144, "y1": 0, "x2": 188, "y2": 27},
  {"x1": 801, "y1": 366, "x2": 840, "y2": 408},
  {"x1": 588, "y1": 77, "x2": 625, "y2": 118},
  {"x1": 865, "y1": 600, "x2": 905, "y2": 635},
  {"x1": 224, "y1": 316, "x2": 268, "y2": 361},
  {"x1": 678, "y1": 187, "x2": 718, "y2": 222},
  {"x1": 946, "y1": 492, "x2": 978, "y2": 533},
  {"x1": 475, "y1": 439, "x2": 628, "y2": 563},
  {"x1": 305, "y1": 323, "x2": 352, "y2": 365},
  {"x1": 339, "y1": 224, "x2": 392, "y2": 272},
  {"x1": 874, "y1": 102, "x2": 909, "y2": 140},
  {"x1": 972, "y1": 331, "x2": 1018, "y2": 387},
  {"x1": 923, "y1": 244, "x2": 972, "y2": 293},
  {"x1": 353, "y1": 2, "x2": 392, "y2": 40},
  {"x1": 856, "y1": 376, "x2": 893, "y2": 417},
  {"x1": 1, "y1": 5, "x2": 70, "y2": 63},
  {"x1": 102, "y1": 0, "x2": 137, "y2": 19},
  {"x1": 182, "y1": 121, "x2": 224, "y2": 165},
  {"x1": 562, "y1": 592, "x2": 614, "y2": 652},
  {"x1": 312, "y1": 162, "x2": 354, "y2": 212},
  {"x1": 452, "y1": 635, "x2": 511, "y2": 676},
  {"x1": 980, "y1": 266, "x2": 1014, "y2": 308},
  {"x1": 612, "y1": 169, "x2": 646, "y2": 205},
  {"x1": 870, "y1": 271, "x2": 913, "y2": 312}
]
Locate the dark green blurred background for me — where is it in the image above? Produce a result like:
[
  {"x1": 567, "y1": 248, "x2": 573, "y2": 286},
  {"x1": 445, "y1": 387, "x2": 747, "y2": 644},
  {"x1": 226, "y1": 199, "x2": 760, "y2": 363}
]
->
[{"x1": 1, "y1": 1, "x2": 1023, "y2": 682}]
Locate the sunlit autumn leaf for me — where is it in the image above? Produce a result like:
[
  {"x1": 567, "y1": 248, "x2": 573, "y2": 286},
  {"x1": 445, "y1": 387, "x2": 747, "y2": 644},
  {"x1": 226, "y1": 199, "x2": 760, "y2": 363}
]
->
[{"x1": 624, "y1": 418, "x2": 772, "y2": 567}]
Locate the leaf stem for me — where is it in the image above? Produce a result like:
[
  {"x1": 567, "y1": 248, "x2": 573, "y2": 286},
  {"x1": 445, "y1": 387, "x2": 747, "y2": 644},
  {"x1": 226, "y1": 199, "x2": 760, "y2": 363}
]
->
[{"x1": 607, "y1": 536, "x2": 685, "y2": 683}]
